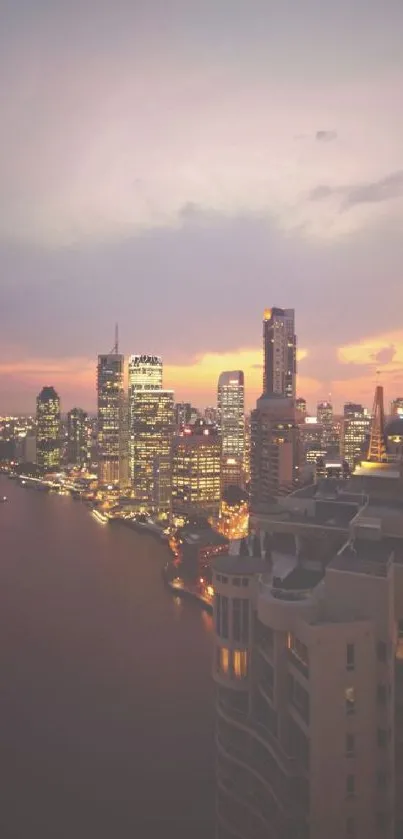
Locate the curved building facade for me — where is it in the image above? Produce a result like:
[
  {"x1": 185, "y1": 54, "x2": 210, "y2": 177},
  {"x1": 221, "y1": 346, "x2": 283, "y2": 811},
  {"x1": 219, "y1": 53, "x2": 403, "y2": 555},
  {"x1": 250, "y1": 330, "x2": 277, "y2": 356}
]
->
[{"x1": 213, "y1": 492, "x2": 397, "y2": 839}]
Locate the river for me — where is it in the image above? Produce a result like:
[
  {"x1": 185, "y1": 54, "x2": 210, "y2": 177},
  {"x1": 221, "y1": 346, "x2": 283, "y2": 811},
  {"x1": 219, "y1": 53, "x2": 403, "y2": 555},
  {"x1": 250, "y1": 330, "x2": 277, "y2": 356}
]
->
[{"x1": 0, "y1": 477, "x2": 215, "y2": 839}]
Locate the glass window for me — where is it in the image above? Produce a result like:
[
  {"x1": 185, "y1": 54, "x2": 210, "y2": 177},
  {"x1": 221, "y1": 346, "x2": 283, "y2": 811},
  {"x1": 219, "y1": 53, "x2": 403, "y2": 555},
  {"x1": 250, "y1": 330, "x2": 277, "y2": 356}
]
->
[
  {"x1": 233, "y1": 599, "x2": 241, "y2": 642},
  {"x1": 219, "y1": 647, "x2": 230, "y2": 674},
  {"x1": 242, "y1": 599, "x2": 249, "y2": 644},
  {"x1": 215, "y1": 594, "x2": 221, "y2": 635},
  {"x1": 346, "y1": 733, "x2": 355, "y2": 757},
  {"x1": 346, "y1": 775, "x2": 355, "y2": 797},
  {"x1": 233, "y1": 577, "x2": 241, "y2": 587},
  {"x1": 233, "y1": 650, "x2": 248, "y2": 679},
  {"x1": 346, "y1": 643, "x2": 355, "y2": 670},
  {"x1": 242, "y1": 578, "x2": 249, "y2": 587},
  {"x1": 345, "y1": 687, "x2": 356, "y2": 715},
  {"x1": 221, "y1": 596, "x2": 229, "y2": 639}
]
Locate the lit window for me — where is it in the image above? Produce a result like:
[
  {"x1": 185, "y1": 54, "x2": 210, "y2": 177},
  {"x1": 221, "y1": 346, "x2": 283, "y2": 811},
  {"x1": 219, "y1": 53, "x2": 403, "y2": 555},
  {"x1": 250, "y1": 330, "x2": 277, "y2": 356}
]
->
[
  {"x1": 219, "y1": 648, "x2": 230, "y2": 674},
  {"x1": 345, "y1": 687, "x2": 356, "y2": 715},
  {"x1": 233, "y1": 650, "x2": 248, "y2": 679}
]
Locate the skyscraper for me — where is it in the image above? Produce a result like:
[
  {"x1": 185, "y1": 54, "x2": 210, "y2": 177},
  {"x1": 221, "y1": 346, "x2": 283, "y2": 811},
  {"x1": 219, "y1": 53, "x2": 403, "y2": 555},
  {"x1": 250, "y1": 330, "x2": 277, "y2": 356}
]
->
[
  {"x1": 172, "y1": 420, "x2": 221, "y2": 521},
  {"x1": 250, "y1": 394, "x2": 298, "y2": 506},
  {"x1": 67, "y1": 408, "x2": 89, "y2": 467},
  {"x1": 128, "y1": 354, "x2": 174, "y2": 512},
  {"x1": 217, "y1": 370, "x2": 245, "y2": 490},
  {"x1": 36, "y1": 386, "x2": 61, "y2": 471},
  {"x1": 342, "y1": 403, "x2": 371, "y2": 468},
  {"x1": 317, "y1": 400, "x2": 335, "y2": 452},
  {"x1": 263, "y1": 307, "x2": 296, "y2": 398},
  {"x1": 130, "y1": 388, "x2": 174, "y2": 513},
  {"x1": 97, "y1": 348, "x2": 127, "y2": 487},
  {"x1": 128, "y1": 354, "x2": 162, "y2": 392}
]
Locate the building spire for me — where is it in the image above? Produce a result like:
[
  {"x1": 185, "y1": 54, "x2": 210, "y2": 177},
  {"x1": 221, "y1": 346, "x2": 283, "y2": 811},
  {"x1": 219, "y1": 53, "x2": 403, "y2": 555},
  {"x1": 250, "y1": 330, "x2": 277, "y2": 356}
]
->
[
  {"x1": 111, "y1": 323, "x2": 119, "y2": 354},
  {"x1": 367, "y1": 383, "x2": 387, "y2": 463}
]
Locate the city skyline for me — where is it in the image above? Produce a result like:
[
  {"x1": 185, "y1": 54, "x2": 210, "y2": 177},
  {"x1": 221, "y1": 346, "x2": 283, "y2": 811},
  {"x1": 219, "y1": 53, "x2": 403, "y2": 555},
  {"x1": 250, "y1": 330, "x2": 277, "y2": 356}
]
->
[{"x1": 1, "y1": 1, "x2": 403, "y2": 413}]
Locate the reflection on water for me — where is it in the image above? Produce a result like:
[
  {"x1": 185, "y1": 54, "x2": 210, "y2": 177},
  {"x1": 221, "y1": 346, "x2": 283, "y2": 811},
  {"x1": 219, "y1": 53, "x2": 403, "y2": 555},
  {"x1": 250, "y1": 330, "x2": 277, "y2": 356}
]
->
[{"x1": 0, "y1": 478, "x2": 214, "y2": 839}]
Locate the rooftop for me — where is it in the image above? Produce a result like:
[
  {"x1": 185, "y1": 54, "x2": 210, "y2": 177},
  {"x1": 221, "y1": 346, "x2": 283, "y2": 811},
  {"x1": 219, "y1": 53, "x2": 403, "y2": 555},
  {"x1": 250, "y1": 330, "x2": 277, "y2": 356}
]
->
[
  {"x1": 183, "y1": 528, "x2": 228, "y2": 548},
  {"x1": 329, "y1": 538, "x2": 395, "y2": 577},
  {"x1": 213, "y1": 554, "x2": 267, "y2": 575}
]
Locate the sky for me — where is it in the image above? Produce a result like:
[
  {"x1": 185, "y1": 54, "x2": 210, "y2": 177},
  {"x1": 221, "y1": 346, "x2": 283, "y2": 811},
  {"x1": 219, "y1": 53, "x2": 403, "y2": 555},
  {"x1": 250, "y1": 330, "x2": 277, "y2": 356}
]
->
[{"x1": 1, "y1": 0, "x2": 403, "y2": 414}]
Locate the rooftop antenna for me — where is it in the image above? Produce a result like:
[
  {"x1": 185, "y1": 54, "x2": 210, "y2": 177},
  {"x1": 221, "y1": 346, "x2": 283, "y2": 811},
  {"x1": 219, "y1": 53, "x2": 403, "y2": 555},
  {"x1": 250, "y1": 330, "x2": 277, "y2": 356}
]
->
[{"x1": 111, "y1": 323, "x2": 119, "y2": 354}]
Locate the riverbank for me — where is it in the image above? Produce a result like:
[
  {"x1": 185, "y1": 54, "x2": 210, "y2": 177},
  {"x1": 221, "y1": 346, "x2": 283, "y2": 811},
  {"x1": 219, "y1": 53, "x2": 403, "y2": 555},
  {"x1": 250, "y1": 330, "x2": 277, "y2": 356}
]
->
[{"x1": 162, "y1": 562, "x2": 214, "y2": 613}]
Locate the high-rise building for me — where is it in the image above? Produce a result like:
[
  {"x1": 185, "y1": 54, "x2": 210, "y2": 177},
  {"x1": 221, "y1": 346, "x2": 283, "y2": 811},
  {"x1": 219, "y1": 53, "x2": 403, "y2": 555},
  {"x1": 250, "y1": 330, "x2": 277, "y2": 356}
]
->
[
  {"x1": 342, "y1": 403, "x2": 371, "y2": 468},
  {"x1": 317, "y1": 400, "x2": 337, "y2": 452},
  {"x1": 251, "y1": 395, "x2": 298, "y2": 507},
  {"x1": 175, "y1": 402, "x2": 192, "y2": 430},
  {"x1": 97, "y1": 350, "x2": 127, "y2": 487},
  {"x1": 296, "y1": 396, "x2": 307, "y2": 418},
  {"x1": 67, "y1": 408, "x2": 89, "y2": 466},
  {"x1": 130, "y1": 389, "x2": 174, "y2": 513},
  {"x1": 263, "y1": 307, "x2": 296, "y2": 399},
  {"x1": 128, "y1": 354, "x2": 174, "y2": 511},
  {"x1": 391, "y1": 397, "x2": 403, "y2": 418},
  {"x1": 218, "y1": 371, "x2": 245, "y2": 491},
  {"x1": 128, "y1": 354, "x2": 163, "y2": 485},
  {"x1": 36, "y1": 386, "x2": 61, "y2": 472},
  {"x1": 172, "y1": 420, "x2": 221, "y2": 521},
  {"x1": 128, "y1": 354, "x2": 162, "y2": 393},
  {"x1": 213, "y1": 473, "x2": 402, "y2": 839}
]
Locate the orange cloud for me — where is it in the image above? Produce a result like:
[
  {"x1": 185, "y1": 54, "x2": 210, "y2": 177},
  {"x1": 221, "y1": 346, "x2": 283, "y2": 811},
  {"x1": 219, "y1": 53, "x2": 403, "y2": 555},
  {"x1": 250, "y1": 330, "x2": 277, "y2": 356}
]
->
[
  {"x1": 164, "y1": 347, "x2": 314, "y2": 407},
  {"x1": 0, "y1": 348, "x2": 318, "y2": 411},
  {"x1": 336, "y1": 330, "x2": 403, "y2": 409}
]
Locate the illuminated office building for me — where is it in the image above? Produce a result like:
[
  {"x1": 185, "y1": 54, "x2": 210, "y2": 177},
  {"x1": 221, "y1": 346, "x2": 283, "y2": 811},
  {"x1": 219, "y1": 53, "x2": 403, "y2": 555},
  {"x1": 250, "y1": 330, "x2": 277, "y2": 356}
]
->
[
  {"x1": 172, "y1": 420, "x2": 221, "y2": 521},
  {"x1": 218, "y1": 370, "x2": 245, "y2": 490},
  {"x1": 130, "y1": 388, "x2": 174, "y2": 513},
  {"x1": 128, "y1": 354, "x2": 174, "y2": 511},
  {"x1": 67, "y1": 408, "x2": 89, "y2": 466},
  {"x1": 317, "y1": 400, "x2": 338, "y2": 453},
  {"x1": 97, "y1": 351, "x2": 128, "y2": 487},
  {"x1": 263, "y1": 307, "x2": 296, "y2": 399},
  {"x1": 391, "y1": 398, "x2": 403, "y2": 418},
  {"x1": 296, "y1": 397, "x2": 307, "y2": 418},
  {"x1": 175, "y1": 402, "x2": 192, "y2": 430},
  {"x1": 36, "y1": 386, "x2": 61, "y2": 471},
  {"x1": 128, "y1": 354, "x2": 162, "y2": 392},
  {"x1": 128, "y1": 354, "x2": 163, "y2": 485},
  {"x1": 342, "y1": 403, "x2": 371, "y2": 469}
]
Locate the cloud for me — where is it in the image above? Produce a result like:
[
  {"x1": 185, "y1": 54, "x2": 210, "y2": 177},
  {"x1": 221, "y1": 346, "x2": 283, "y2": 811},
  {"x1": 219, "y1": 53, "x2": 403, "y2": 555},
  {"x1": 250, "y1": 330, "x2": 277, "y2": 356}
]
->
[
  {"x1": 371, "y1": 345, "x2": 397, "y2": 365},
  {"x1": 338, "y1": 331, "x2": 403, "y2": 370},
  {"x1": 309, "y1": 170, "x2": 403, "y2": 212},
  {"x1": 316, "y1": 130, "x2": 337, "y2": 142},
  {"x1": 343, "y1": 170, "x2": 403, "y2": 209}
]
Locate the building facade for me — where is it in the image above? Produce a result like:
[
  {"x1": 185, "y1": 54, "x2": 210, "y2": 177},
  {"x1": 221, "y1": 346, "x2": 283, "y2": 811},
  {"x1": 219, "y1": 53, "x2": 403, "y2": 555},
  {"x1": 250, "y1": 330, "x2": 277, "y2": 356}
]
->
[
  {"x1": 97, "y1": 353, "x2": 128, "y2": 486},
  {"x1": 67, "y1": 407, "x2": 89, "y2": 466},
  {"x1": 171, "y1": 420, "x2": 221, "y2": 521},
  {"x1": 263, "y1": 307, "x2": 296, "y2": 399},
  {"x1": 218, "y1": 370, "x2": 245, "y2": 491},
  {"x1": 213, "y1": 479, "x2": 401, "y2": 839},
  {"x1": 36, "y1": 386, "x2": 61, "y2": 471},
  {"x1": 251, "y1": 395, "x2": 298, "y2": 508},
  {"x1": 342, "y1": 403, "x2": 371, "y2": 469},
  {"x1": 130, "y1": 388, "x2": 174, "y2": 513}
]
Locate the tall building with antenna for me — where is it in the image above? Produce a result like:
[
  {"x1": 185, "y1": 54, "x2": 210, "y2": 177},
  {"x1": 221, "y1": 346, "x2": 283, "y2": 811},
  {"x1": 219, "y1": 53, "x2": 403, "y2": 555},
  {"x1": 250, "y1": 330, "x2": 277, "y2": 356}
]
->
[{"x1": 97, "y1": 327, "x2": 128, "y2": 487}]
